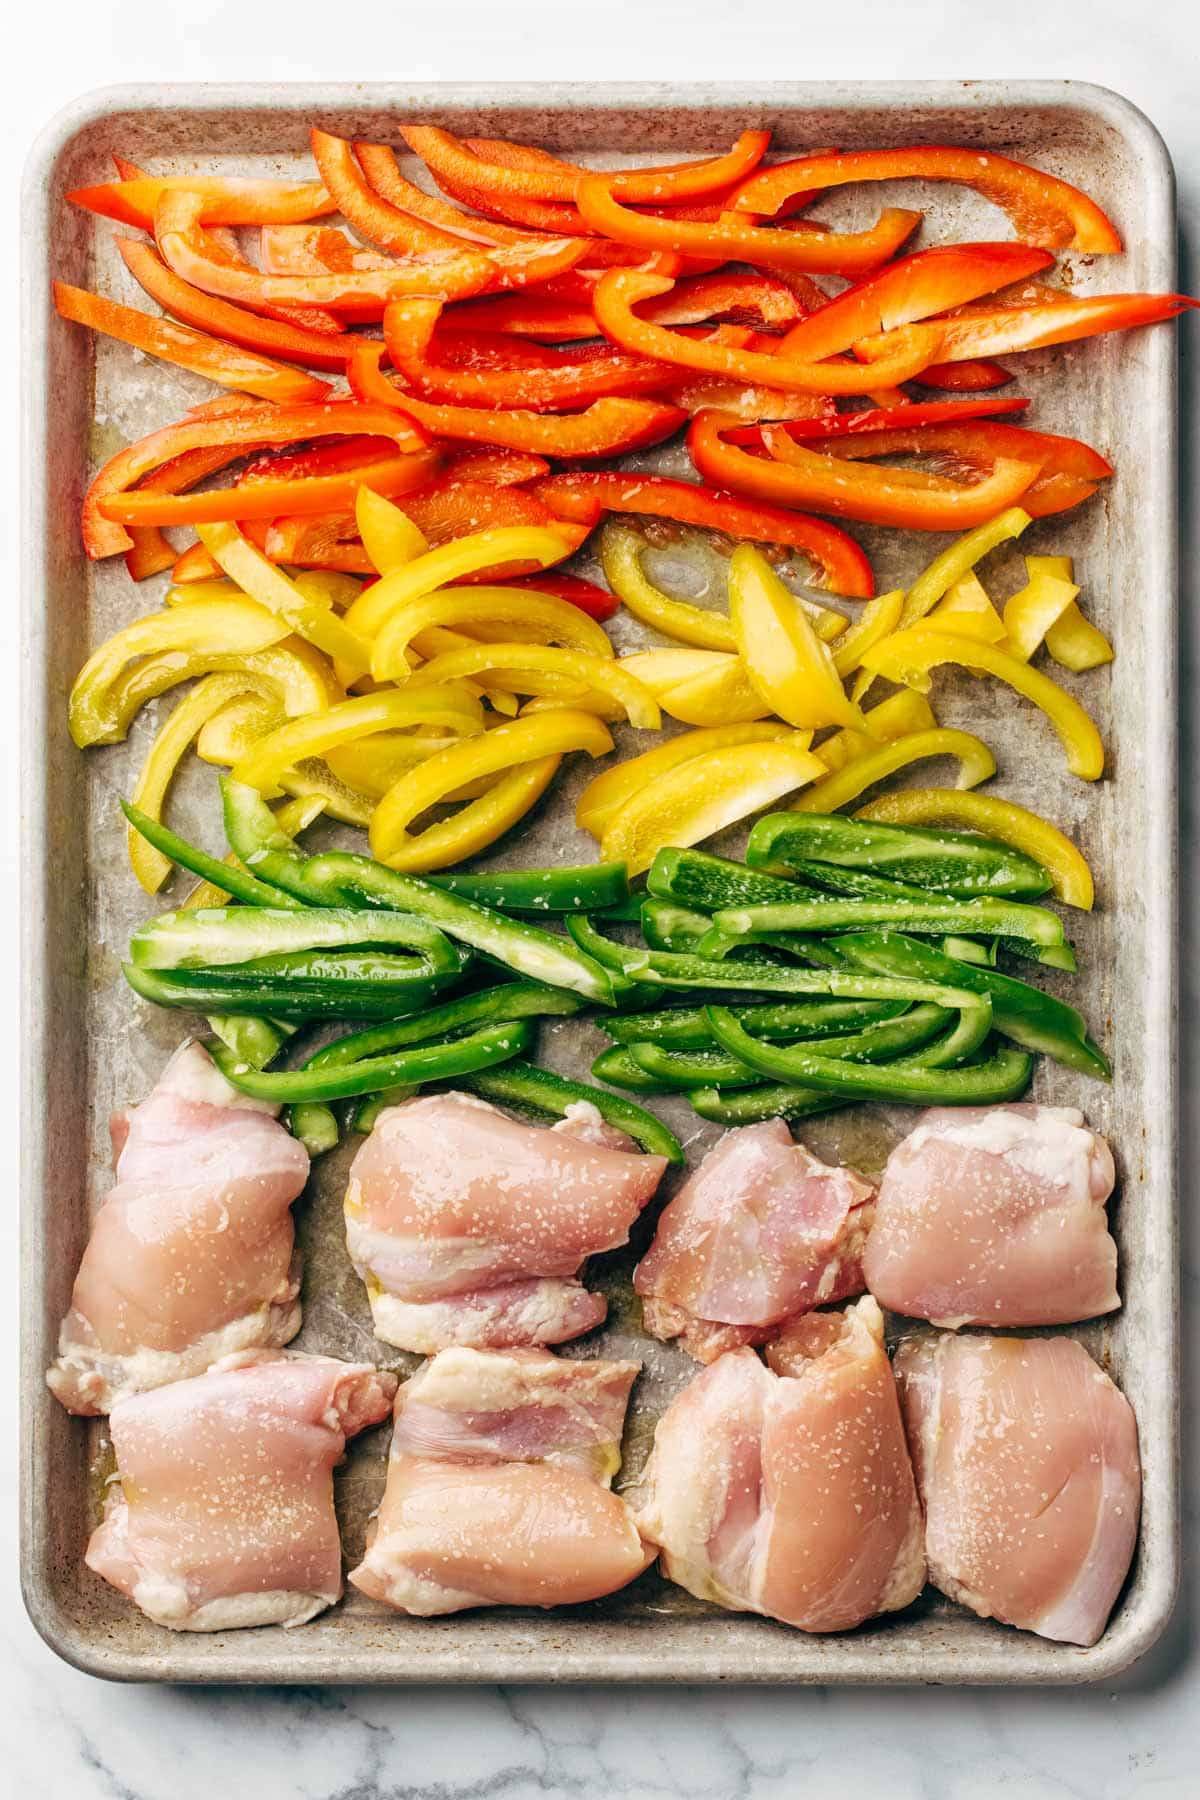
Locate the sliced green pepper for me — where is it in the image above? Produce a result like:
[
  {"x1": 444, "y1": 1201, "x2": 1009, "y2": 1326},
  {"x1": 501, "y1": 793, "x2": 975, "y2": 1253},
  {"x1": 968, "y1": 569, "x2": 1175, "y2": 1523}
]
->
[
  {"x1": 591, "y1": 1043, "x2": 673, "y2": 1094},
  {"x1": 646, "y1": 847, "x2": 807, "y2": 912},
  {"x1": 221, "y1": 779, "x2": 339, "y2": 904},
  {"x1": 130, "y1": 905, "x2": 464, "y2": 976},
  {"x1": 124, "y1": 962, "x2": 446, "y2": 1020},
  {"x1": 712, "y1": 895, "x2": 1067, "y2": 952},
  {"x1": 210, "y1": 1018, "x2": 535, "y2": 1102},
  {"x1": 746, "y1": 812, "x2": 1054, "y2": 899},
  {"x1": 627, "y1": 1001, "x2": 952, "y2": 1089},
  {"x1": 429, "y1": 863, "x2": 630, "y2": 913},
  {"x1": 288, "y1": 1101, "x2": 342, "y2": 1158},
  {"x1": 346, "y1": 1086, "x2": 417, "y2": 1134},
  {"x1": 123, "y1": 800, "x2": 305, "y2": 909},
  {"x1": 602, "y1": 995, "x2": 908, "y2": 1049},
  {"x1": 460, "y1": 1058, "x2": 683, "y2": 1164},
  {"x1": 688, "y1": 1082, "x2": 846, "y2": 1124},
  {"x1": 207, "y1": 1013, "x2": 294, "y2": 1068},
  {"x1": 304, "y1": 982, "x2": 583, "y2": 1069}
]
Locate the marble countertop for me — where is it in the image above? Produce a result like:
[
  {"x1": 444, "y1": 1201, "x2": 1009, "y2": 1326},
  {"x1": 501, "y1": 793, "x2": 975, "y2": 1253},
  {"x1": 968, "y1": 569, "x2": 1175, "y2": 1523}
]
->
[{"x1": 4, "y1": 6, "x2": 1198, "y2": 1795}]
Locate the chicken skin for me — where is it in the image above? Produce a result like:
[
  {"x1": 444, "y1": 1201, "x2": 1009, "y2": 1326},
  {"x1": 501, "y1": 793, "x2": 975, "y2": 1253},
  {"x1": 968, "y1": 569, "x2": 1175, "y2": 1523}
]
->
[
  {"x1": 344, "y1": 1092, "x2": 666, "y2": 1353},
  {"x1": 864, "y1": 1105, "x2": 1118, "y2": 1328},
  {"x1": 634, "y1": 1297, "x2": 925, "y2": 1632},
  {"x1": 350, "y1": 1347, "x2": 651, "y2": 1614},
  {"x1": 634, "y1": 1120, "x2": 875, "y2": 1362},
  {"x1": 48, "y1": 1041, "x2": 310, "y2": 1415},
  {"x1": 86, "y1": 1350, "x2": 396, "y2": 1631},
  {"x1": 895, "y1": 1331, "x2": 1140, "y2": 1647}
]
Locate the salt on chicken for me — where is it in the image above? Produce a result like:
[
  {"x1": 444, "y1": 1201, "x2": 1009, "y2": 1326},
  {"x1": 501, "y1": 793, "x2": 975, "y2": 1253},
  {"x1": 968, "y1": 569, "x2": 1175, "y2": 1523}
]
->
[
  {"x1": 343, "y1": 1091, "x2": 667, "y2": 1354},
  {"x1": 47, "y1": 1041, "x2": 310, "y2": 1415},
  {"x1": 86, "y1": 1349, "x2": 397, "y2": 1631},
  {"x1": 350, "y1": 1346, "x2": 651, "y2": 1614},
  {"x1": 895, "y1": 1331, "x2": 1140, "y2": 1646},
  {"x1": 863, "y1": 1104, "x2": 1118, "y2": 1328},
  {"x1": 633, "y1": 1296, "x2": 925, "y2": 1632},
  {"x1": 633, "y1": 1119, "x2": 875, "y2": 1362}
]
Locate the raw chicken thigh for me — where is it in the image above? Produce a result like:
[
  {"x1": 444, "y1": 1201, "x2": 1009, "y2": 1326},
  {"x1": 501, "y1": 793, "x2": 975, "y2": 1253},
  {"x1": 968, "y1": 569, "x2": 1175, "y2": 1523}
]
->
[
  {"x1": 634, "y1": 1120, "x2": 875, "y2": 1362},
  {"x1": 86, "y1": 1350, "x2": 396, "y2": 1631},
  {"x1": 344, "y1": 1092, "x2": 666, "y2": 1353},
  {"x1": 896, "y1": 1331, "x2": 1140, "y2": 1646},
  {"x1": 634, "y1": 1297, "x2": 924, "y2": 1632},
  {"x1": 864, "y1": 1105, "x2": 1118, "y2": 1328},
  {"x1": 48, "y1": 1041, "x2": 310, "y2": 1415},
  {"x1": 351, "y1": 1347, "x2": 651, "y2": 1614}
]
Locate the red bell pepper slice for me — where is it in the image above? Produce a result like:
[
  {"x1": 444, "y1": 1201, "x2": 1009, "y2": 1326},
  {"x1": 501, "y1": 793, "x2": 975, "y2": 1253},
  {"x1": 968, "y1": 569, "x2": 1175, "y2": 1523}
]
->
[
  {"x1": 688, "y1": 409, "x2": 1042, "y2": 531},
  {"x1": 576, "y1": 177, "x2": 921, "y2": 274},
  {"x1": 97, "y1": 446, "x2": 444, "y2": 528},
  {"x1": 116, "y1": 240, "x2": 358, "y2": 371},
  {"x1": 725, "y1": 395, "x2": 1031, "y2": 444},
  {"x1": 774, "y1": 243, "x2": 1056, "y2": 362},
  {"x1": 258, "y1": 224, "x2": 401, "y2": 275},
  {"x1": 346, "y1": 343, "x2": 685, "y2": 457},
  {"x1": 731, "y1": 147, "x2": 1124, "y2": 253},
  {"x1": 917, "y1": 359, "x2": 1013, "y2": 391},
  {"x1": 53, "y1": 281, "x2": 332, "y2": 406},
  {"x1": 592, "y1": 270, "x2": 943, "y2": 394},
  {"x1": 382, "y1": 296, "x2": 679, "y2": 409},
  {"x1": 535, "y1": 470, "x2": 873, "y2": 598},
  {"x1": 436, "y1": 294, "x2": 603, "y2": 340},
  {"x1": 783, "y1": 419, "x2": 1111, "y2": 519},
  {"x1": 154, "y1": 192, "x2": 498, "y2": 317},
  {"x1": 665, "y1": 372, "x2": 837, "y2": 424},
  {"x1": 120, "y1": 396, "x2": 267, "y2": 579},
  {"x1": 82, "y1": 400, "x2": 429, "y2": 559},
  {"x1": 442, "y1": 448, "x2": 552, "y2": 484},
  {"x1": 354, "y1": 142, "x2": 550, "y2": 247},
  {"x1": 68, "y1": 173, "x2": 336, "y2": 230},
  {"x1": 499, "y1": 571, "x2": 619, "y2": 622},
  {"x1": 854, "y1": 291, "x2": 1198, "y2": 368}
]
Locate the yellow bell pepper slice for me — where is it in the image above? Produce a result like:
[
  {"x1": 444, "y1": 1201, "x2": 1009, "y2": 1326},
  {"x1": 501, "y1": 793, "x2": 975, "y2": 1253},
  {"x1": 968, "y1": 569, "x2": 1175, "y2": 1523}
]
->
[
  {"x1": 831, "y1": 589, "x2": 905, "y2": 676},
  {"x1": 600, "y1": 737, "x2": 826, "y2": 876},
  {"x1": 659, "y1": 661, "x2": 772, "y2": 727},
  {"x1": 371, "y1": 584, "x2": 613, "y2": 684},
  {"x1": 370, "y1": 709, "x2": 614, "y2": 867},
  {"x1": 407, "y1": 644, "x2": 661, "y2": 730},
  {"x1": 1045, "y1": 605, "x2": 1114, "y2": 672},
  {"x1": 1002, "y1": 561, "x2": 1080, "y2": 662},
  {"x1": 899, "y1": 507, "x2": 1033, "y2": 630},
  {"x1": 729, "y1": 544, "x2": 867, "y2": 732},
  {"x1": 164, "y1": 578, "x2": 244, "y2": 606},
  {"x1": 347, "y1": 527, "x2": 577, "y2": 642},
  {"x1": 931, "y1": 572, "x2": 1008, "y2": 644},
  {"x1": 379, "y1": 755, "x2": 565, "y2": 873},
  {"x1": 127, "y1": 673, "x2": 261, "y2": 893},
  {"x1": 576, "y1": 721, "x2": 795, "y2": 839},
  {"x1": 855, "y1": 786, "x2": 1095, "y2": 910},
  {"x1": 105, "y1": 637, "x2": 340, "y2": 740},
  {"x1": 69, "y1": 598, "x2": 289, "y2": 746},
  {"x1": 356, "y1": 487, "x2": 428, "y2": 574},
  {"x1": 862, "y1": 626, "x2": 1105, "y2": 781},
  {"x1": 326, "y1": 733, "x2": 468, "y2": 798},
  {"x1": 195, "y1": 522, "x2": 373, "y2": 674},
  {"x1": 182, "y1": 794, "x2": 328, "y2": 909},
  {"x1": 231, "y1": 686, "x2": 486, "y2": 796},
  {"x1": 814, "y1": 690, "x2": 938, "y2": 774},
  {"x1": 195, "y1": 693, "x2": 377, "y2": 827},
  {"x1": 793, "y1": 728, "x2": 996, "y2": 814}
]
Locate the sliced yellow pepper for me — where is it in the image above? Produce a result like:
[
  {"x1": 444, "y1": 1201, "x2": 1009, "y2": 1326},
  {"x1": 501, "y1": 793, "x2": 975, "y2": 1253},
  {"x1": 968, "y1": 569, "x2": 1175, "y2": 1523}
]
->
[
  {"x1": 793, "y1": 728, "x2": 997, "y2": 813},
  {"x1": 899, "y1": 507, "x2": 1033, "y2": 629},
  {"x1": 182, "y1": 794, "x2": 328, "y2": 909},
  {"x1": 855, "y1": 786, "x2": 1095, "y2": 910},
  {"x1": 831, "y1": 589, "x2": 905, "y2": 676},
  {"x1": 327, "y1": 732, "x2": 471, "y2": 798},
  {"x1": 196, "y1": 694, "x2": 377, "y2": 826},
  {"x1": 231, "y1": 686, "x2": 486, "y2": 795},
  {"x1": 195, "y1": 521, "x2": 373, "y2": 674},
  {"x1": 127, "y1": 673, "x2": 261, "y2": 894},
  {"x1": 729, "y1": 544, "x2": 867, "y2": 732},
  {"x1": 1003, "y1": 562, "x2": 1080, "y2": 662},
  {"x1": 69, "y1": 598, "x2": 288, "y2": 746},
  {"x1": 932, "y1": 572, "x2": 1008, "y2": 644},
  {"x1": 1045, "y1": 605, "x2": 1114, "y2": 673},
  {"x1": 814, "y1": 690, "x2": 938, "y2": 774},
  {"x1": 600, "y1": 737, "x2": 826, "y2": 876},
  {"x1": 862, "y1": 626, "x2": 1105, "y2": 780},
  {"x1": 371, "y1": 584, "x2": 614, "y2": 684},
  {"x1": 658, "y1": 660, "x2": 772, "y2": 727},
  {"x1": 356, "y1": 487, "x2": 428, "y2": 574},
  {"x1": 370, "y1": 709, "x2": 613, "y2": 867},
  {"x1": 105, "y1": 637, "x2": 340, "y2": 740},
  {"x1": 576, "y1": 721, "x2": 795, "y2": 839},
  {"x1": 406, "y1": 643, "x2": 659, "y2": 729},
  {"x1": 347, "y1": 527, "x2": 576, "y2": 642},
  {"x1": 164, "y1": 578, "x2": 244, "y2": 606}
]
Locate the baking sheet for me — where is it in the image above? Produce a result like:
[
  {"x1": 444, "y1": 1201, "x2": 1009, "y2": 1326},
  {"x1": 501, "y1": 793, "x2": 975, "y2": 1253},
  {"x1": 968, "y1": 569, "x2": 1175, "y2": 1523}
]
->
[{"x1": 20, "y1": 80, "x2": 1179, "y2": 1683}]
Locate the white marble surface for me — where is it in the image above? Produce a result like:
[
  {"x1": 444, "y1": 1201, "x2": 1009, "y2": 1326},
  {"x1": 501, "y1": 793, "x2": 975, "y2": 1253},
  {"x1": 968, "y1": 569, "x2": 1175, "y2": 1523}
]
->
[{"x1": 4, "y1": 3, "x2": 1198, "y2": 1793}]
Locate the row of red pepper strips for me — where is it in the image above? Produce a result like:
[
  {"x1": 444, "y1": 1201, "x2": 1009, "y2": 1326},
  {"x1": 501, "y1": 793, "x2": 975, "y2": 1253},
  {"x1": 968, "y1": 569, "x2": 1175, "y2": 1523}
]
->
[{"x1": 58, "y1": 123, "x2": 1195, "y2": 600}]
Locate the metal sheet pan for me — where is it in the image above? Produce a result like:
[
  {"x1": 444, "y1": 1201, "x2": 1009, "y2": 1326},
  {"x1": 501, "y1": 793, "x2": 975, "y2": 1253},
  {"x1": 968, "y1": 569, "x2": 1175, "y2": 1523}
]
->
[{"x1": 20, "y1": 80, "x2": 1179, "y2": 1684}]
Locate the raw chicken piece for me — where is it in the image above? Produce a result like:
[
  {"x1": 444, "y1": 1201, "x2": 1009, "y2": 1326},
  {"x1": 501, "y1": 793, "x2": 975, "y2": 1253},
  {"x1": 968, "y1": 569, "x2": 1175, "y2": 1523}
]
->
[
  {"x1": 895, "y1": 1332, "x2": 1140, "y2": 1646},
  {"x1": 86, "y1": 1350, "x2": 396, "y2": 1631},
  {"x1": 634, "y1": 1297, "x2": 925, "y2": 1632},
  {"x1": 47, "y1": 1041, "x2": 310, "y2": 1415},
  {"x1": 344, "y1": 1091, "x2": 666, "y2": 1353},
  {"x1": 863, "y1": 1105, "x2": 1118, "y2": 1328},
  {"x1": 350, "y1": 1347, "x2": 651, "y2": 1614},
  {"x1": 633, "y1": 1120, "x2": 875, "y2": 1362}
]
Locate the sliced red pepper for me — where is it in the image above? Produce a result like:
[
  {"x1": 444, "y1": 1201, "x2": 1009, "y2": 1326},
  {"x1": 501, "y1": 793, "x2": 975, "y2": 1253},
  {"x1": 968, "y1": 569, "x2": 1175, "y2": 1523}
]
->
[
  {"x1": 443, "y1": 448, "x2": 552, "y2": 484},
  {"x1": 121, "y1": 396, "x2": 266, "y2": 579},
  {"x1": 854, "y1": 291, "x2": 1198, "y2": 368},
  {"x1": 346, "y1": 342, "x2": 684, "y2": 456},
  {"x1": 437, "y1": 293, "x2": 602, "y2": 340},
  {"x1": 355, "y1": 142, "x2": 549, "y2": 247},
  {"x1": 154, "y1": 192, "x2": 498, "y2": 318},
  {"x1": 665, "y1": 372, "x2": 836, "y2": 423},
  {"x1": 731, "y1": 148, "x2": 1123, "y2": 253},
  {"x1": 688, "y1": 408, "x2": 1042, "y2": 531},
  {"x1": 117, "y1": 240, "x2": 358, "y2": 371},
  {"x1": 382, "y1": 295, "x2": 678, "y2": 408},
  {"x1": 82, "y1": 400, "x2": 428, "y2": 559},
  {"x1": 68, "y1": 173, "x2": 336, "y2": 230},
  {"x1": 499, "y1": 571, "x2": 619, "y2": 622},
  {"x1": 235, "y1": 436, "x2": 401, "y2": 484},
  {"x1": 53, "y1": 281, "x2": 332, "y2": 405},
  {"x1": 774, "y1": 243, "x2": 1055, "y2": 362},
  {"x1": 724, "y1": 395, "x2": 1031, "y2": 443},
  {"x1": 259, "y1": 224, "x2": 400, "y2": 274},
  {"x1": 535, "y1": 469, "x2": 873, "y2": 597},
  {"x1": 98, "y1": 447, "x2": 443, "y2": 528},
  {"x1": 917, "y1": 359, "x2": 1013, "y2": 391},
  {"x1": 783, "y1": 419, "x2": 1110, "y2": 519},
  {"x1": 576, "y1": 177, "x2": 920, "y2": 274},
  {"x1": 592, "y1": 269, "x2": 942, "y2": 393}
]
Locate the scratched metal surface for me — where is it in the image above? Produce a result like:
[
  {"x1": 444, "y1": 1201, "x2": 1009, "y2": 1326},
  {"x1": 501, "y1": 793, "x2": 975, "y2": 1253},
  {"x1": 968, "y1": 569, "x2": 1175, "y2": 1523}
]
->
[{"x1": 20, "y1": 81, "x2": 1179, "y2": 1683}]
